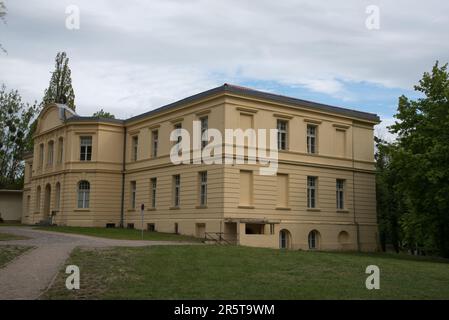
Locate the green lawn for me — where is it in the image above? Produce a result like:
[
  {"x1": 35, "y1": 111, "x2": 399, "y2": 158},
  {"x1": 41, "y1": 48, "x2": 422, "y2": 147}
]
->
[
  {"x1": 0, "y1": 232, "x2": 29, "y2": 241},
  {"x1": 0, "y1": 245, "x2": 33, "y2": 268},
  {"x1": 34, "y1": 226, "x2": 201, "y2": 242},
  {"x1": 44, "y1": 245, "x2": 449, "y2": 300}
]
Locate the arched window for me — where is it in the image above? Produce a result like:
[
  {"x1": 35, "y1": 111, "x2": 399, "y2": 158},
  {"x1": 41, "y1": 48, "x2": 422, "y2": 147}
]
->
[
  {"x1": 55, "y1": 182, "x2": 61, "y2": 210},
  {"x1": 77, "y1": 180, "x2": 90, "y2": 208},
  {"x1": 308, "y1": 230, "x2": 320, "y2": 250},
  {"x1": 279, "y1": 229, "x2": 291, "y2": 249},
  {"x1": 36, "y1": 186, "x2": 41, "y2": 211}
]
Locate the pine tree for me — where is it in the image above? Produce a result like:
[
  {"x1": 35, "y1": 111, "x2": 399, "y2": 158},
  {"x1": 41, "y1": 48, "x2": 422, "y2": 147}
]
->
[{"x1": 42, "y1": 52, "x2": 76, "y2": 111}]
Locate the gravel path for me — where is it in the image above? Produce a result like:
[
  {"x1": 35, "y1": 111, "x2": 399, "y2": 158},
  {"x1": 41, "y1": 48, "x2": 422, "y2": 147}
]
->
[{"x1": 0, "y1": 227, "x2": 196, "y2": 300}]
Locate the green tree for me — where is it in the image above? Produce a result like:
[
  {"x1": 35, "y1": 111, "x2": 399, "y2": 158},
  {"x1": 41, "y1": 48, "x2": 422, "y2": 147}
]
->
[
  {"x1": 0, "y1": 84, "x2": 38, "y2": 189},
  {"x1": 92, "y1": 108, "x2": 115, "y2": 119},
  {"x1": 42, "y1": 52, "x2": 76, "y2": 111},
  {"x1": 387, "y1": 62, "x2": 449, "y2": 257}
]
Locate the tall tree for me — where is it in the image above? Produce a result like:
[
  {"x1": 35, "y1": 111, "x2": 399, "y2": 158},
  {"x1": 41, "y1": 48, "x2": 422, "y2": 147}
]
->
[
  {"x1": 42, "y1": 52, "x2": 76, "y2": 111},
  {"x1": 92, "y1": 108, "x2": 115, "y2": 119},
  {"x1": 0, "y1": 0, "x2": 7, "y2": 53},
  {"x1": 386, "y1": 61, "x2": 449, "y2": 257},
  {"x1": 0, "y1": 84, "x2": 38, "y2": 189}
]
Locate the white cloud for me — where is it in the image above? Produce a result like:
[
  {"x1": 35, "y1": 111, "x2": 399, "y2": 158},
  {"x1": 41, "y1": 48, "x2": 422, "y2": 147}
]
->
[{"x1": 1, "y1": 0, "x2": 448, "y2": 118}]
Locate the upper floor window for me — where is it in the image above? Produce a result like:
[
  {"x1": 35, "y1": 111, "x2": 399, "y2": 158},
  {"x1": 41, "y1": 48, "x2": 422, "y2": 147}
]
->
[
  {"x1": 307, "y1": 176, "x2": 317, "y2": 208},
  {"x1": 151, "y1": 130, "x2": 158, "y2": 158},
  {"x1": 277, "y1": 120, "x2": 288, "y2": 150},
  {"x1": 130, "y1": 181, "x2": 136, "y2": 209},
  {"x1": 47, "y1": 141, "x2": 54, "y2": 165},
  {"x1": 200, "y1": 116, "x2": 208, "y2": 149},
  {"x1": 58, "y1": 137, "x2": 64, "y2": 163},
  {"x1": 132, "y1": 136, "x2": 138, "y2": 161},
  {"x1": 77, "y1": 180, "x2": 90, "y2": 208},
  {"x1": 39, "y1": 144, "x2": 44, "y2": 167},
  {"x1": 80, "y1": 136, "x2": 92, "y2": 161},
  {"x1": 307, "y1": 125, "x2": 317, "y2": 154},
  {"x1": 150, "y1": 178, "x2": 157, "y2": 208},
  {"x1": 173, "y1": 174, "x2": 181, "y2": 207},
  {"x1": 336, "y1": 179, "x2": 345, "y2": 210},
  {"x1": 199, "y1": 171, "x2": 207, "y2": 206}
]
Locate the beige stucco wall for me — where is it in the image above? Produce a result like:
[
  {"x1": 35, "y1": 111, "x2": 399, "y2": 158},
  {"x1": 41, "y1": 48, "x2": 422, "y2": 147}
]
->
[
  {"x1": 23, "y1": 92, "x2": 379, "y2": 251},
  {"x1": 0, "y1": 191, "x2": 23, "y2": 222}
]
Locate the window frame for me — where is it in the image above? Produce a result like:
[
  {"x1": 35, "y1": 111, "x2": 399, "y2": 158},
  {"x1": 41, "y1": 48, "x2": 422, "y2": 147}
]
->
[
  {"x1": 199, "y1": 171, "x2": 208, "y2": 206},
  {"x1": 307, "y1": 124, "x2": 317, "y2": 154},
  {"x1": 77, "y1": 180, "x2": 90, "y2": 209},
  {"x1": 173, "y1": 174, "x2": 181, "y2": 207},
  {"x1": 200, "y1": 116, "x2": 208, "y2": 149},
  {"x1": 150, "y1": 178, "x2": 157, "y2": 208},
  {"x1": 307, "y1": 176, "x2": 317, "y2": 209},
  {"x1": 130, "y1": 181, "x2": 137, "y2": 209},
  {"x1": 277, "y1": 119, "x2": 288, "y2": 151},
  {"x1": 336, "y1": 179, "x2": 345, "y2": 210},
  {"x1": 80, "y1": 136, "x2": 92, "y2": 161},
  {"x1": 131, "y1": 135, "x2": 138, "y2": 162},
  {"x1": 151, "y1": 130, "x2": 158, "y2": 158}
]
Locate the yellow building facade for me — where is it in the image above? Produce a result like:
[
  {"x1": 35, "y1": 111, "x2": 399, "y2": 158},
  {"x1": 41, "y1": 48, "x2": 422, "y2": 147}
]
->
[{"x1": 22, "y1": 84, "x2": 380, "y2": 251}]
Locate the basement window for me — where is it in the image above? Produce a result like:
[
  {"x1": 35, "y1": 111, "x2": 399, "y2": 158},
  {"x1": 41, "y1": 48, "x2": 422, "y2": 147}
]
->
[
  {"x1": 127, "y1": 223, "x2": 135, "y2": 229},
  {"x1": 147, "y1": 223, "x2": 155, "y2": 232},
  {"x1": 106, "y1": 223, "x2": 116, "y2": 228},
  {"x1": 245, "y1": 223, "x2": 264, "y2": 235}
]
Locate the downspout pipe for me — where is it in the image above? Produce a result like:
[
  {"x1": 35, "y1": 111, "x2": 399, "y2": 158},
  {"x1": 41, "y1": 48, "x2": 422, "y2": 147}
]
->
[{"x1": 120, "y1": 126, "x2": 127, "y2": 228}]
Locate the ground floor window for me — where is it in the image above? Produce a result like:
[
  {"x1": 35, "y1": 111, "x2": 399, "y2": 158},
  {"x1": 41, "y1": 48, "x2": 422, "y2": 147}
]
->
[
  {"x1": 77, "y1": 180, "x2": 90, "y2": 208},
  {"x1": 279, "y1": 229, "x2": 291, "y2": 249},
  {"x1": 308, "y1": 230, "x2": 320, "y2": 249}
]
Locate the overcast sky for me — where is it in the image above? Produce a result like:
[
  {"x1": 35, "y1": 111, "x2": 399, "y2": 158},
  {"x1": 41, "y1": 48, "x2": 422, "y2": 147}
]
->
[{"x1": 1, "y1": 0, "x2": 448, "y2": 140}]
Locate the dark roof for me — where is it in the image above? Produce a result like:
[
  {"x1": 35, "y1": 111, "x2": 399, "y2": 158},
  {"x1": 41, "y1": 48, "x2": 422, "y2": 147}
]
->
[
  {"x1": 66, "y1": 116, "x2": 125, "y2": 124},
  {"x1": 126, "y1": 84, "x2": 380, "y2": 123},
  {"x1": 67, "y1": 84, "x2": 380, "y2": 125}
]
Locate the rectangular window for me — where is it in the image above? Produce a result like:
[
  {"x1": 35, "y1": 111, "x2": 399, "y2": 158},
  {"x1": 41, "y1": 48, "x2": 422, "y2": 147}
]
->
[
  {"x1": 277, "y1": 174, "x2": 288, "y2": 208},
  {"x1": 132, "y1": 136, "x2": 138, "y2": 161},
  {"x1": 199, "y1": 171, "x2": 207, "y2": 206},
  {"x1": 307, "y1": 125, "x2": 317, "y2": 154},
  {"x1": 151, "y1": 130, "x2": 158, "y2": 158},
  {"x1": 39, "y1": 144, "x2": 44, "y2": 167},
  {"x1": 200, "y1": 116, "x2": 208, "y2": 149},
  {"x1": 174, "y1": 123, "x2": 182, "y2": 153},
  {"x1": 150, "y1": 178, "x2": 157, "y2": 208},
  {"x1": 307, "y1": 176, "x2": 317, "y2": 208},
  {"x1": 130, "y1": 181, "x2": 136, "y2": 209},
  {"x1": 173, "y1": 174, "x2": 180, "y2": 207},
  {"x1": 277, "y1": 120, "x2": 288, "y2": 150},
  {"x1": 80, "y1": 136, "x2": 92, "y2": 161},
  {"x1": 336, "y1": 179, "x2": 345, "y2": 210},
  {"x1": 239, "y1": 170, "x2": 253, "y2": 206},
  {"x1": 47, "y1": 141, "x2": 54, "y2": 165}
]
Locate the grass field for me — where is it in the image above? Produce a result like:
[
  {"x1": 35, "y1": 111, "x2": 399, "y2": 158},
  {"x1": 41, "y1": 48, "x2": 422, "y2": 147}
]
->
[
  {"x1": 35, "y1": 226, "x2": 201, "y2": 242},
  {"x1": 0, "y1": 232, "x2": 29, "y2": 241},
  {"x1": 44, "y1": 245, "x2": 449, "y2": 300},
  {"x1": 0, "y1": 245, "x2": 33, "y2": 268}
]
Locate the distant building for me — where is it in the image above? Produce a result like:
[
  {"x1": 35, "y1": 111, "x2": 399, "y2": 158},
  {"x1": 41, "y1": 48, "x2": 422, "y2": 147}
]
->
[
  {"x1": 0, "y1": 190, "x2": 23, "y2": 222},
  {"x1": 22, "y1": 84, "x2": 380, "y2": 250}
]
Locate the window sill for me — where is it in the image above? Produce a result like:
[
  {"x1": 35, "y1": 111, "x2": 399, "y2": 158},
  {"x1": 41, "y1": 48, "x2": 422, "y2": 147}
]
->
[
  {"x1": 147, "y1": 208, "x2": 157, "y2": 211},
  {"x1": 337, "y1": 209, "x2": 349, "y2": 213},
  {"x1": 196, "y1": 205, "x2": 208, "y2": 209},
  {"x1": 307, "y1": 208, "x2": 321, "y2": 212},
  {"x1": 276, "y1": 207, "x2": 291, "y2": 211},
  {"x1": 127, "y1": 209, "x2": 136, "y2": 212},
  {"x1": 74, "y1": 209, "x2": 90, "y2": 212},
  {"x1": 238, "y1": 205, "x2": 255, "y2": 209},
  {"x1": 170, "y1": 207, "x2": 180, "y2": 210}
]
